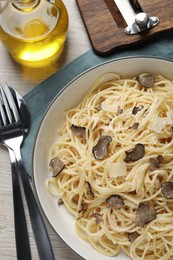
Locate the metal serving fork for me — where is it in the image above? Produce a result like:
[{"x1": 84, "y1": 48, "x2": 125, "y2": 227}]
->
[{"x1": 0, "y1": 83, "x2": 55, "y2": 260}]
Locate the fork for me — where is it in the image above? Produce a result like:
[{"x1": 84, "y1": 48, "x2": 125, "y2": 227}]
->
[
  {"x1": 0, "y1": 84, "x2": 55, "y2": 260},
  {"x1": 3, "y1": 142, "x2": 32, "y2": 259},
  {"x1": 0, "y1": 86, "x2": 31, "y2": 260}
]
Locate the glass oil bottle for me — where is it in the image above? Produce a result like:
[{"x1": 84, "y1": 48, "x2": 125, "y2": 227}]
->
[{"x1": 0, "y1": 0, "x2": 68, "y2": 67}]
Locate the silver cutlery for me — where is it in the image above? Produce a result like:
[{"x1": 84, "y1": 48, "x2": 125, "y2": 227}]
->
[
  {"x1": 113, "y1": 0, "x2": 159, "y2": 34},
  {"x1": 0, "y1": 83, "x2": 55, "y2": 260}
]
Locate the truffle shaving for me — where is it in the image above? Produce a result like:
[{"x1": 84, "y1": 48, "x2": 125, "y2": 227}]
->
[
  {"x1": 161, "y1": 182, "x2": 173, "y2": 198},
  {"x1": 149, "y1": 155, "x2": 164, "y2": 171},
  {"x1": 90, "y1": 213, "x2": 102, "y2": 224},
  {"x1": 135, "y1": 203, "x2": 156, "y2": 227},
  {"x1": 86, "y1": 182, "x2": 94, "y2": 197},
  {"x1": 78, "y1": 200, "x2": 88, "y2": 214},
  {"x1": 49, "y1": 157, "x2": 65, "y2": 177},
  {"x1": 106, "y1": 195, "x2": 124, "y2": 209},
  {"x1": 58, "y1": 198, "x2": 64, "y2": 206},
  {"x1": 92, "y1": 135, "x2": 112, "y2": 160},
  {"x1": 128, "y1": 232, "x2": 140, "y2": 243},
  {"x1": 136, "y1": 73, "x2": 155, "y2": 88},
  {"x1": 132, "y1": 106, "x2": 144, "y2": 115},
  {"x1": 130, "y1": 122, "x2": 139, "y2": 129},
  {"x1": 116, "y1": 106, "x2": 123, "y2": 115},
  {"x1": 124, "y1": 143, "x2": 145, "y2": 162},
  {"x1": 70, "y1": 124, "x2": 86, "y2": 139}
]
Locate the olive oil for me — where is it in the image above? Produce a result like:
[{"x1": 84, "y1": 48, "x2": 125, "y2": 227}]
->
[{"x1": 0, "y1": 0, "x2": 68, "y2": 67}]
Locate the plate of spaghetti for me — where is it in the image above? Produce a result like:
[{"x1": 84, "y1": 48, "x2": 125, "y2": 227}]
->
[{"x1": 33, "y1": 57, "x2": 173, "y2": 260}]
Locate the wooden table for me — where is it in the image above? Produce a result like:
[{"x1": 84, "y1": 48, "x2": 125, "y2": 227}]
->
[{"x1": 0, "y1": 1, "x2": 90, "y2": 259}]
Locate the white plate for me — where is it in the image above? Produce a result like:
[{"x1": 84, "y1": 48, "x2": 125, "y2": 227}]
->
[{"x1": 33, "y1": 56, "x2": 173, "y2": 260}]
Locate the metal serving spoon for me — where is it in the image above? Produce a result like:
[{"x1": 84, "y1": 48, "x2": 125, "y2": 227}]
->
[{"x1": 0, "y1": 83, "x2": 55, "y2": 260}]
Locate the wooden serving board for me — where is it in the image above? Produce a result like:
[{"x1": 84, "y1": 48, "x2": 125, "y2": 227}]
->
[{"x1": 76, "y1": 0, "x2": 173, "y2": 55}]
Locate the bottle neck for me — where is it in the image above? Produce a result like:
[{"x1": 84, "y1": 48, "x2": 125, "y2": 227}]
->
[{"x1": 12, "y1": 0, "x2": 40, "y2": 12}]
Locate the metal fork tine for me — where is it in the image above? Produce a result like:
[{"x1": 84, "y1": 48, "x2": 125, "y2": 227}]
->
[
  {"x1": 3, "y1": 83, "x2": 20, "y2": 123},
  {"x1": 4, "y1": 83, "x2": 20, "y2": 122},
  {"x1": 0, "y1": 86, "x2": 13, "y2": 125},
  {"x1": 0, "y1": 91, "x2": 7, "y2": 126}
]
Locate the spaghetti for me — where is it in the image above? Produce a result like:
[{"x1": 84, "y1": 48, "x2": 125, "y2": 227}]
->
[{"x1": 46, "y1": 73, "x2": 173, "y2": 259}]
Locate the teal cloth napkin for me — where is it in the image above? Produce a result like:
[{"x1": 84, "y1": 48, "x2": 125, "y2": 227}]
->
[{"x1": 22, "y1": 31, "x2": 173, "y2": 176}]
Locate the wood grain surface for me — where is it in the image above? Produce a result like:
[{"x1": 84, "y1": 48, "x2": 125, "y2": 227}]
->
[
  {"x1": 76, "y1": 0, "x2": 173, "y2": 55},
  {"x1": 0, "y1": 0, "x2": 90, "y2": 259}
]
